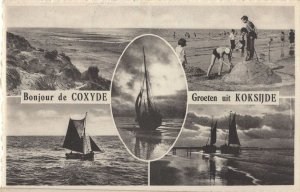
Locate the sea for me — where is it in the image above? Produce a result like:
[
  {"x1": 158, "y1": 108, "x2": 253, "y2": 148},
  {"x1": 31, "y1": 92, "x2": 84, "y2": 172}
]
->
[
  {"x1": 114, "y1": 117, "x2": 183, "y2": 160},
  {"x1": 6, "y1": 136, "x2": 148, "y2": 185},
  {"x1": 150, "y1": 149, "x2": 294, "y2": 185}
]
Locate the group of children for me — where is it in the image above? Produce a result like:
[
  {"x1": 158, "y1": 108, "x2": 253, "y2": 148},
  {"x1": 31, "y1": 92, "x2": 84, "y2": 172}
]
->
[
  {"x1": 175, "y1": 15, "x2": 292, "y2": 77},
  {"x1": 175, "y1": 37, "x2": 233, "y2": 77}
]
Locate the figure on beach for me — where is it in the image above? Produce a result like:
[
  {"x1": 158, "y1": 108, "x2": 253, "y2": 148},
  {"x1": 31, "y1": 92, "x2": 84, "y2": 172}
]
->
[
  {"x1": 241, "y1": 15, "x2": 257, "y2": 61},
  {"x1": 207, "y1": 47, "x2": 233, "y2": 77},
  {"x1": 238, "y1": 27, "x2": 247, "y2": 55},
  {"x1": 289, "y1": 29, "x2": 295, "y2": 56},
  {"x1": 289, "y1": 29, "x2": 295, "y2": 48},
  {"x1": 175, "y1": 38, "x2": 188, "y2": 68},
  {"x1": 229, "y1": 29, "x2": 236, "y2": 50},
  {"x1": 280, "y1": 31, "x2": 285, "y2": 47},
  {"x1": 280, "y1": 31, "x2": 285, "y2": 57}
]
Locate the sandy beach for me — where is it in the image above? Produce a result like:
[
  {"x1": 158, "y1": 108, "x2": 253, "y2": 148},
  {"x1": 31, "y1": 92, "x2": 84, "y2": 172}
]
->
[
  {"x1": 165, "y1": 29, "x2": 295, "y2": 96},
  {"x1": 150, "y1": 149, "x2": 294, "y2": 185}
]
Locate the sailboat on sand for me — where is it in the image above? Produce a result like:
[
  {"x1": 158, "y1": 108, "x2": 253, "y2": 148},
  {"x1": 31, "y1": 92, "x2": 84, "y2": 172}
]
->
[
  {"x1": 220, "y1": 112, "x2": 241, "y2": 154},
  {"x1": 63, "y1": 112, "x2": 102, "y2": 160},
  {"x1": 135, "y1": 47, "x2": 162, "y2": 131},
  {"x1": 202, "y1": 118, "x2": 217, "y2": 153}
]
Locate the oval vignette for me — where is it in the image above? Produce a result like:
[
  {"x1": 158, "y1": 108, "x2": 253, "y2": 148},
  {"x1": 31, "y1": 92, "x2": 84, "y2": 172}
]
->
[{"x1": 111, "y1": 34, "x2": 188, "y2": 161}]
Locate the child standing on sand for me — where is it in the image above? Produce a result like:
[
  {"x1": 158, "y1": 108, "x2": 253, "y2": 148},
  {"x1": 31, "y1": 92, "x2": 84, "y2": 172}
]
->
[
  {"x1": 280, "y1": 31, "x2": 285, "y2": 47},
  {"x1": 229, "y1": 29, "x2": 236, "y2": 50},
  {"x1": 207, "y1": 47, "x2": 233, "y2": 77},
  {"x1": 175, "y1": 38, "x2": 188, "y2": 68}
]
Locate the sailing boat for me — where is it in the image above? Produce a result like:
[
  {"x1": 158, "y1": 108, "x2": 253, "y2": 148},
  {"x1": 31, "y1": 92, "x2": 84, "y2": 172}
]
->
[
  {"x1": 62, "y1": 112, "x2": 102, "y2": 160},
  {"x1": 202, "y1": 118, "x2": 217, "y2": 153},
  {"x1": 135, "y1": 47, "x2": 162, "y2": 131},
  {"x1": 220, "y1": 112, "x2": 241, "y2": 154}
]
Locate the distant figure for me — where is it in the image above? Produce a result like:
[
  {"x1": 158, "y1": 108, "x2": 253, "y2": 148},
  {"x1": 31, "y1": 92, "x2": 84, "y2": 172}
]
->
[
  {"x1": 289, "y1": 29, "x2": 295, "y2": 56},
  {"x1": 280, "y1": 31, "x2": 285, "y2": 47},
  {"x1": 175, "y1": 38, "x2": 188, "y2": 68},
  {"x1": 241, "y1": 15, "x2": 257, "y2": 61},
  {"x1": 289, "y1": 29, "x2": 295, "y2": 48},
  {"x1": 280, "y1": 31, "x2": 285, "y2": 57},
  {"x1": 173, "y1": 32, "x2": 176, "y2": 39},
  {"x1": 207, "y1": 47, "x2": 233, "y2": 77},
  {"x1": 268, "y1": 37, "x2": 273, "y2": 61},
  {"x1": 229, "y1": 29, "x2": 236, "y2": 50},
  {"x1": 194, "y1": 32, "x2": 197, "y2": 37}
]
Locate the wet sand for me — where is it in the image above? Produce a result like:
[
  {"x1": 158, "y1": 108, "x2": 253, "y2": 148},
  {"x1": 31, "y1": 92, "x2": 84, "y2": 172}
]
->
[
  {"x1": 150, "y1": 149, "x2": 294, "y2": 185},
  {"x1": 114, "y1": 117, "x2": 182, "y2": 160},
  {"x1": 150, "y1": 152, "x2": 254, "y2": 185}
]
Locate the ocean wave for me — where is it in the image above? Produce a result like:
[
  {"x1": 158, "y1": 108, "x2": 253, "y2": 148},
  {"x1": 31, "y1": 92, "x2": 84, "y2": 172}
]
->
[{"x1": 227, "y1": 166, "x2": 261, "y2": 185}]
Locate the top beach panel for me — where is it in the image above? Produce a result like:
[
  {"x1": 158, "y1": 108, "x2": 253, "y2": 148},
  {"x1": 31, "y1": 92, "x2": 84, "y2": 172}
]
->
[{"x1": 6, "y1": 5, "x2": 295, "y2": 96}]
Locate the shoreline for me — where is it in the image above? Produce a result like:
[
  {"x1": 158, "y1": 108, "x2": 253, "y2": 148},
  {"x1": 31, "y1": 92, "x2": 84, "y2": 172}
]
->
[{"x1": 150, "y1": 150, "x2": 294, "y2": 185}]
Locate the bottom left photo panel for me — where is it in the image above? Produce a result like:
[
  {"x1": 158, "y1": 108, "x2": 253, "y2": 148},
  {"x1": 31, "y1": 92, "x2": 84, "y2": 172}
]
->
[{"x1": 5, "y1": 97, "x2": 148, "y2": 186}]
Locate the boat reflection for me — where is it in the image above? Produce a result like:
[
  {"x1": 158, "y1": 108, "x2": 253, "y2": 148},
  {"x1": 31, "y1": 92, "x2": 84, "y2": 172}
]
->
[
  {"x1": 202, "y1": 154, "x2": 216, "y2": 184},
  {"x1": 134, "y1": 130, "x2": 162, "y2": 159}
]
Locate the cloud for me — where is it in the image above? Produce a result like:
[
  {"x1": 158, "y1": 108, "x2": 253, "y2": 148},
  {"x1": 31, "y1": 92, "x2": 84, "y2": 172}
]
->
[
  {"x1": 263, "y1": 113, "x2": 294, "y2": 130},
  {"x1": 181, "y1": 105, "x2": 294, "y2": 148},
  {"x1": 90, "y1": 108, "x2": 110, "y2": 116},
  {"x1": 112, "y1": 35, "x2": 187, "y2": 118},
  {"x1": 35, "y1": 110, "x2": 58, "y2": 118}
]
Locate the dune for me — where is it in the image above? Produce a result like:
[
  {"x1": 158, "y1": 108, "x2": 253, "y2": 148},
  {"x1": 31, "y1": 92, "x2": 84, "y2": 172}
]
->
[{"x1": 6, "y1": 32, "x2": 111, "y2": 95}]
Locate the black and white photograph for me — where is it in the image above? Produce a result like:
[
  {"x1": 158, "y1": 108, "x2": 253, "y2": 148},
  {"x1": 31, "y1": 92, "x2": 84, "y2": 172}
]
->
[
  {"x1": 5, "y1": 97, "x2": 148, "y2": 185},
  {"x1": 6, "y1": 6, "x2": 296, "y2": 96},
  {"x1": 150, "y1": 98, "x2": 294, "y2": 185},
  {"x1": 3, "y1": 2, "x2": 299, "y2": 191},
  {"x1": 111, "y1": 35, "x2": 187, "y2": 160}
]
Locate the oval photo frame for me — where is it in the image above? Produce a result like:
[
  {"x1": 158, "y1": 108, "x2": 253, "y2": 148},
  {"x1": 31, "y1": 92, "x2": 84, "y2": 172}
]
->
[{"x1": 111, "y1": 34, "x2": 188, "y2": 161}]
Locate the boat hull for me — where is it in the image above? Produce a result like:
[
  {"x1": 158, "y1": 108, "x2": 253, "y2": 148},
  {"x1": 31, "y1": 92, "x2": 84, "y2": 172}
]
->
[
  {"x1": 138, "y1": 111, "x2": 162, "y2": 131},
  {"x1": 66, "y1": 152, "x2": 94, "y2": 160},
  {"x1": 220, "y1": 145, "x2": 240, "y2": 154},
  {"x1": 202, "y1": 145, "x2": 217, "y2": 153}
]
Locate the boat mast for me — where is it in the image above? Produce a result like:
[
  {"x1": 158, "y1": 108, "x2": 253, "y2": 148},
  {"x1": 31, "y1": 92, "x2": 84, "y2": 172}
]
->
[
  {"x1": 83, "y1": 112, "x2": 88, "y2": 154},
  {"x1": 143, "y1": 47, "x2": 152, "y2": 112},
  {"x1": 224, "y1": 112, "x2": 231, "y2": 145},
  {"x1": 84, "y1": 112, "x2": 87, "y2": 136},
  {"x1": 206, "y1": 117, "x2": 213, "y2": 145}
]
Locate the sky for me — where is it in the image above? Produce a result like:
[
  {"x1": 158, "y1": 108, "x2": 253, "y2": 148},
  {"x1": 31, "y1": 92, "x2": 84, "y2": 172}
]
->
[
  {"x1": 7, "y1": 6, "x2": 294, "y2": 29},
  {"x1": 6, "y1": 97, "x2": 118, "y2": 136},
  {"x1": 111, "y1": 35, "x2": 187, "y2": 117},
  {"x1": 176, "y1": 98, "x2": 295, "y2": 148}
]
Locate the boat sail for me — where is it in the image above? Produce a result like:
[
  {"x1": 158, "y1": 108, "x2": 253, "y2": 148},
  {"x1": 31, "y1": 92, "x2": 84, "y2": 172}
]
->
[
  {"x1": 63, "y1": 112, "x2": 102, "y2": 160},
  {"x1": 135, "y1": 47, "x2": 162, "y2": 130},
  {"x1": 220, "y1": 112, "x2": 241, "y2": 154},
  {"x1": 202, "y1": 119, "x2": 217, "y2": 153}
]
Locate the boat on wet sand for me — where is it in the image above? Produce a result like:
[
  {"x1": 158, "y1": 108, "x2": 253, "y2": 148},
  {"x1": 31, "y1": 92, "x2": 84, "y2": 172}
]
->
[
  {"x1": 220, "y1": 112, "x2": 241, "y2": 154},
  {"x1": 135, "y1": 47, "x2": 162, "y2": 131},
  {"x1": 202, "y1": 118, "x2": 217, "y2": 153}
]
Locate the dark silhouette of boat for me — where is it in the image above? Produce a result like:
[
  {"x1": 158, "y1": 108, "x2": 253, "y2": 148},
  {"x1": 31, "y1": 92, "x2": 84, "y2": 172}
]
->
[
  {"x1": 220, "y1": 112, "x2": 241, "y2": 154},
  {"x1": 62, "y1": 112, "x2": 102, "y2": 160},
  {"x1": 135, "y1": 47, "x2": 162, "y2": 131},
  {"x1": 202, "y1": 118, "x2": 217, "y2": 153}
]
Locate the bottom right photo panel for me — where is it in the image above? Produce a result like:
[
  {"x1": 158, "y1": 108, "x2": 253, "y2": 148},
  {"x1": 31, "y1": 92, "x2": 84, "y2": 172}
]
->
[{"x1": 150, "y1": 98, "x2": 294, "y2": 185}]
